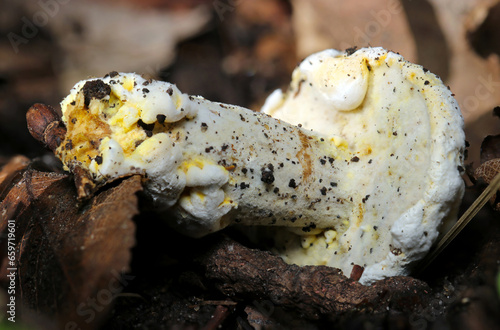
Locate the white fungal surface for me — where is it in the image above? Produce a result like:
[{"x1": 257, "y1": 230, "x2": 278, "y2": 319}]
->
[
  {"x1": 56, "y1": 47, "x2": 465, "y2": 284},
  {"x1": 262, "y1": 47, "x2": 465, "y2": 283}
]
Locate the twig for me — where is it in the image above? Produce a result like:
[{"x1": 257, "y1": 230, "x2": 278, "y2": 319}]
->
[{"x1": 195, "y1": 236, "x2": 430, "y2": 319}]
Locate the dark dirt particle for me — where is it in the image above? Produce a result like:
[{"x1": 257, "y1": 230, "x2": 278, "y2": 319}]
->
[
  {"x1": 137, "y1": 120, "x2": 155, "y2": 137},
  {"x1": 156, "y1": 114, "x2": 166, "y2": 124},
  {"x1": 261, "y1": 164, "x2": 275, "y2": 184},
  {"x1": 302, "y1": 223, "x2": 317, "y2": 232},
  {"x1": 82, "y1": 80, "x2": 111, "y2": 107},
  {"x1": 345, "y1": 46, "x2": 358, "y2": 55}
]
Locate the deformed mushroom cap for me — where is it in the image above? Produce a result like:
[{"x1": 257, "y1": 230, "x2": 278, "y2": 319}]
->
[
  {"x1": 261, "y1": 47, "x2": 465, "y2": 283},
  {"x1": 49, "y1": 47, "x2": 465, "y2": 284}
]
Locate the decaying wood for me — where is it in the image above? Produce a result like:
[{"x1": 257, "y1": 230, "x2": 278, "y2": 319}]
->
[{"x1": 195, "y1": 236, "x2": 430, "y2": 320}]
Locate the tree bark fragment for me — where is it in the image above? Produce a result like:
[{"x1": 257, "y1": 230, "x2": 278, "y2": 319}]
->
[{"x1": 195, "y1": 236, "x2": 431, "y2": 320}]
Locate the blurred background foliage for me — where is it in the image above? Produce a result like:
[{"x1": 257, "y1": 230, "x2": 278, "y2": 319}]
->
[{"x1": 0, "y1": 0, "x2": 499, "y2": 164}]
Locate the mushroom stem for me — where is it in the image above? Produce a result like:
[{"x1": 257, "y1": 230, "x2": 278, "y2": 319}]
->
[{"x1": 55, "y1": 73, "x2": 354, "y2": 237}]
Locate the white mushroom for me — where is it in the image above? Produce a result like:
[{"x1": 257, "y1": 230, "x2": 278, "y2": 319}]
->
[
  {"x1": 261, "y1": 47, "x2": 465, "y2": 283},
  {"x1": 55, "y1": 47, "x2": 465, "y2": 284}
]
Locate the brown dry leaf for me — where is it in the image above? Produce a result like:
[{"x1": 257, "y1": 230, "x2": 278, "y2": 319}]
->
[
  {"x1": 473, "y1": 122, "x2": 500, "y2": 211},
  {"x1": 473, "y1": 127, "x2": 500, "y2": 211},
  {"x1": 41, "y1": 0, "x2": 211, "y2": 93},
  {"x1": 467, "y1": 1, "x2": 500, "y2": 58},
  {"x1": 0, "y1": 155, "x2": 30, "y2": 201},
  {"x1": 428, "y1": 0, "x2": 500, "y2": 165},
  {"x1": 475, "y1": 158, "x2": 500, "y2": 183},
  {"x1": 429, "y1": 0, "x2": 500, "y2": 124},
  {"x1": 0, "y1": 165, "x2": 142, "y2": 329},
  {"x1": 290, "y1": 0, "x2": 417, "y2": 61}
]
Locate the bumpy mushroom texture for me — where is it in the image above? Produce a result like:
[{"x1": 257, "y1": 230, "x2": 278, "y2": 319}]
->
[
  {"x1": 55, "y1": 47, "x2": 465, "y2": 284},
  {"x1": 57, "y1": 72, "x2": 354, "y2": 237},
  {"x1": 261, "y1": 47, "x2": 465, "y2": 283}
]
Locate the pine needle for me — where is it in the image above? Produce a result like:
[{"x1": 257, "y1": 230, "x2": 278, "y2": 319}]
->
[{"x1": 417, "y1": 171, "x2": 500, "y2": 273}]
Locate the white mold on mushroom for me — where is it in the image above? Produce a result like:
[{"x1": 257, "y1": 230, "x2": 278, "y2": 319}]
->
[
  {"x1": 262, "y1": 47, "x2": 465, "y2": 283},
  {"x1": 56, "y1": 47, "x2": 465, "y2": 284}
]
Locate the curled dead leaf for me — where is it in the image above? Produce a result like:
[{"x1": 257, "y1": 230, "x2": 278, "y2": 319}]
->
[
  {"x1": 474, "y1": 158, "x2": 500, "y2": 211},
  {"x1": 0, "y1": 164, "x2": 142, "y2": 329},
  {"x1": 475, "y1": 158, "x2": 500, "y2": 184}
]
